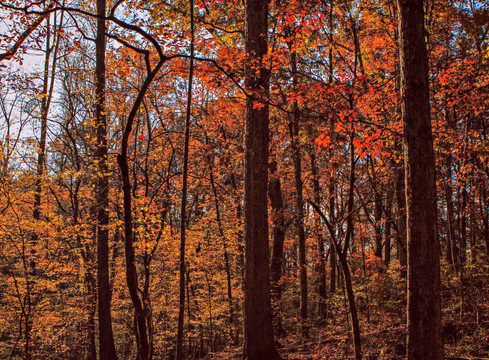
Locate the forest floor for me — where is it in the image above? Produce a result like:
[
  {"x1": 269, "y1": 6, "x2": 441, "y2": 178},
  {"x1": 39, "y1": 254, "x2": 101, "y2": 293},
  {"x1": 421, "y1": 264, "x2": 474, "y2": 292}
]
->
[{"x1": 204, "y1": 309, "x2": 489, "y2": 359}]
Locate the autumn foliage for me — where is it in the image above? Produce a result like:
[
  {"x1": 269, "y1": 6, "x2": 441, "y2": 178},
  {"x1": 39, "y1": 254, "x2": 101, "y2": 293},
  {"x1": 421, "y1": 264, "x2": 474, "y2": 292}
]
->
[{"x1": 0, "y1": 0, "x2": 488, "y2": 359}]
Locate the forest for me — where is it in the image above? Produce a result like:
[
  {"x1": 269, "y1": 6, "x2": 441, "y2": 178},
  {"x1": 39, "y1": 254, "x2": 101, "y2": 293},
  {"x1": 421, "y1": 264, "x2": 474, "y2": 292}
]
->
[{"x1": 0, "y1": 0, "x2": 488, "y2": 359}]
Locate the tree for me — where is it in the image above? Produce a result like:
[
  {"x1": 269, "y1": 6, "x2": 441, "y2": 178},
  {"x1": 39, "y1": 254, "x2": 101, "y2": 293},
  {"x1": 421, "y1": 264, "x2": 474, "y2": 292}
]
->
[
  {"x1": 397, "y1": 0, "x2": 443, "y2": 359},
  {"x1": 176, "y1": 0, "x2": 195, "y2": 357},
  {"x1": 95, "y1": 0, "x2": 118, "y2": 358},
  {"x1": 243, "y1": 0, "x2": 281, "y2": 358}
]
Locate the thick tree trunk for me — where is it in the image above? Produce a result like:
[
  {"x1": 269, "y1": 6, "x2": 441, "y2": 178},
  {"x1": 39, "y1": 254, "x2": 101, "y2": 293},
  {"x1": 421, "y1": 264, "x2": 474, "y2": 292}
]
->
[
  {"x1": 397, "y1": 0, "x2": 443, "y2": 359},
  {"x1": 95, "y1": 0, "x2": 118, "y2": 358},
  {"x1": 243, "y1": 0, "x2": 281, "y2": 357}
]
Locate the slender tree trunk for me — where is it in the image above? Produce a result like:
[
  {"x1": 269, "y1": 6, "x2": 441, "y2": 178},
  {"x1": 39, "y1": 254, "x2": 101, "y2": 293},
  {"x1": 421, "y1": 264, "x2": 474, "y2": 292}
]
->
[
  {"x1": 243, "y1": 0, "x2": 281, "y2": 357},
  {"x1": 269, "y1": 159, "x2": 286, "y2": 336},
  {"x1": 207, "y1": 148, "x2": 236, "y2": 343},
  {"x1": 176, "y1": 1, "x2": 194, "y2": 358},
  {"x1": 345, "y1": 133, "x2": 362, "y2": 360},
  {"x1": 384, "y1": 188, "x2": 393, "y2": 266},
  {"x1": 445, "y1": 155, "x2": 458, "y2": 267},
  {"x1": 460, "y1": 186, "x2": 467, "y2": 265},
  {"x1": 329, "y1": 180, "x2": 337, "y2": 294},
  {"x1": 338, "y1": 256, "x2": 362, "y2": 360},
  {"x1": 397, "y1": 1, "x2": 443, "y2": 358},
  {"x1": 95, "y1": 0, "x2": 118, "y2": 358},
  {"x1": 116, "y1": 42, "x2": 165, "y2": 360},
  {"x1": 480, "y1": 186, "x2": 489, "y2": 260},
  {"x1": 308, "y1": 201, "x2": 362, "y2": 360},
  {"x1": 288, "y1": 41, "x2": 308, "y2": 338},
  {"x1": 310, "y1": 151, "x2": 327, "y2": 321},
  {"x1": 85, "y1": 272, "x2": 97, "y2": 360},
  {"x1": 26, "y1": 13, "x2": 63, "y2": 358},
  {"x1": 374, "y1": 193, "x2": 383, "y2": 259}
]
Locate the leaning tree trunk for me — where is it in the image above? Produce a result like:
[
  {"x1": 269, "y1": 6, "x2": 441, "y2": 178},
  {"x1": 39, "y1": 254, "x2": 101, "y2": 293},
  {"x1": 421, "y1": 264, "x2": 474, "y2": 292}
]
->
[
  {"x1": 397, "y1": 0, "x2": 443, "y2": 359},
  {"x1": 243, "y1": 0, "x2": 281, "y2": 358},
  {"x1": 116, "y1": 25, "x2": 165, "y2": 360}
]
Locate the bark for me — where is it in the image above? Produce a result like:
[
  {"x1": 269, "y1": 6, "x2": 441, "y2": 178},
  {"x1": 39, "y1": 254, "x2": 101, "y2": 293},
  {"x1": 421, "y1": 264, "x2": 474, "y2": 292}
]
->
[
  {"x1": 95, "y1": 0, "x2": 118, "y2": 358},
  {"x1": 397, "y1": 0, "x2": 443, "y2": 358},
  {"x1": 243, "y1": 0, "x2": 281, "y2": 357},
  {"x1": 395, "y1": 165, "x2": 407, "y2": 278}
]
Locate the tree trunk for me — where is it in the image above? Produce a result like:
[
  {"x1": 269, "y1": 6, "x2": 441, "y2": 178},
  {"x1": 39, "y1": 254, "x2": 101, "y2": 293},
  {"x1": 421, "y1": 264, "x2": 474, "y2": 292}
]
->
[
  {"x1": 480, "y1": 186, "x2": 489, "y2": 260},
  {"x1": 95, "y1": 0, "x2": 118, "y2": 358},
  {"x1": 176, "y1": 1, "x2": 194, "y2": 358},
  {"x1": 338, "y1": 256, "x2": 362, "y2": 360},
  {"x1": 397, "y1": 0, "x2": 443, "y2": 358},
  {"x1": 269, "y1": 159, "x2": 286, "y2": 336},
  {"x1": 384, "y1": 188, "x2": 393, "y2": 266},
  {"x1": 328, "y1": 179, "x2": 337, "y2": 294},
  {"x1": 243, "y1": 0, "x2": 281, "y2": 357},
  {"x1": 85, "y1": 272, "x2": 97, "y2": 360},
  {"x1": 374, "y1": 192, "x2": 383, "y2": 259},
  {"x1": 288, "y1": 42, "x2": 308, "y2": 338},
  {"x1": 444, "y1": 154, "x2": 458, "y2": 267},
  {"x1": 395, "y1": 164, "x2": 407, "y2": 278},
  {"x1": 310, "y1": 151, "x2": 327, "y2": 321},
  {"x1": 208, "y1": 145, "x2": 236, "y2": 343},
  {"x1": 308, "y1": 201, "x2": 362, "y2": 360}
]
